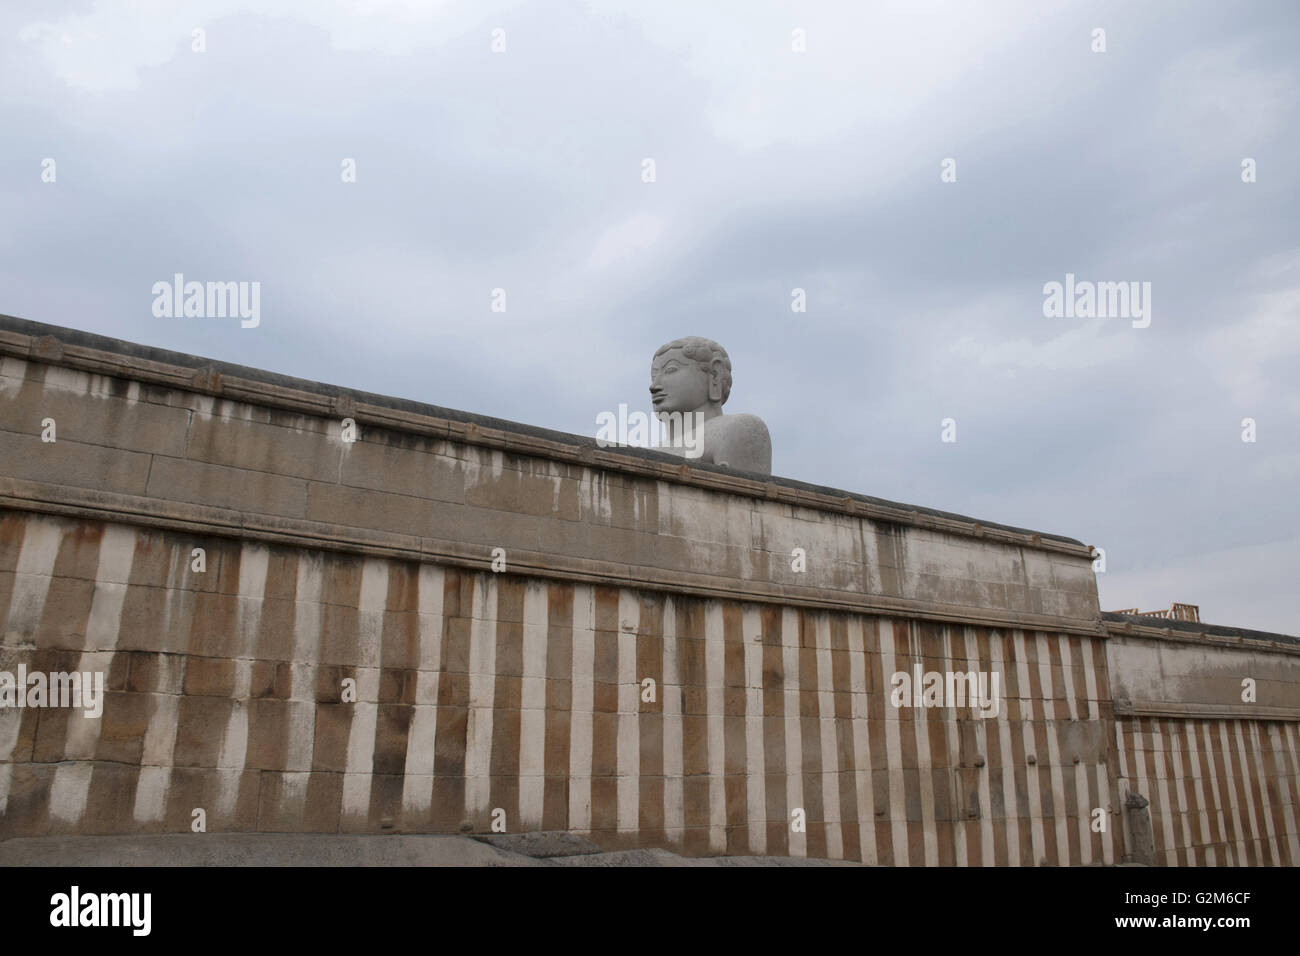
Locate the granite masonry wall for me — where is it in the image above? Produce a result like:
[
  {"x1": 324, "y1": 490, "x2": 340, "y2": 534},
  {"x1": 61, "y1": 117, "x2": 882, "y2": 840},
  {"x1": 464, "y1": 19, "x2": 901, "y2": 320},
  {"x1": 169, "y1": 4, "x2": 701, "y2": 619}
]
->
[
  {"x1": 0, "y1": 316, "x2": 1296, "y2": 864},
  {"x1": 1105, "y1": 624, "x2": 1300, "y2": 865}
]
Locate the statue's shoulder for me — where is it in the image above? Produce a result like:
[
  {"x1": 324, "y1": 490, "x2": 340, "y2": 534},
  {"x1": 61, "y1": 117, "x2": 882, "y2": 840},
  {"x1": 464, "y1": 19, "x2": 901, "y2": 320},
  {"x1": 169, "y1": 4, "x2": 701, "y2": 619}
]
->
[
  {"x1": 717, "y1": 413, "x2": 771, "y2": 440},
  {"x1": 710, "y1": 413, "x2": 771, "y2": 475}
]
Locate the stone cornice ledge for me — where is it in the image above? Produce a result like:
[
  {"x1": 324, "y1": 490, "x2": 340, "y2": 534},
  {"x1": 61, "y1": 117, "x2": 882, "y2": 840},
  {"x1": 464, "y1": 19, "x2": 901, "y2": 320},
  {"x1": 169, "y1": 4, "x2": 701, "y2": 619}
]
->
[
  {"x1": 0, "y1": 477, "x2": 1108, "y2": 639},
  {"x1": 1103, "y1": 619, "x2": 1300, "y2": 656},
  {"x1": 0, "y1": 324, "x2": 1093, "y2": 560},
  {"x1": 1113, "y1": 699, "x2": 1300, "y2": 722}
]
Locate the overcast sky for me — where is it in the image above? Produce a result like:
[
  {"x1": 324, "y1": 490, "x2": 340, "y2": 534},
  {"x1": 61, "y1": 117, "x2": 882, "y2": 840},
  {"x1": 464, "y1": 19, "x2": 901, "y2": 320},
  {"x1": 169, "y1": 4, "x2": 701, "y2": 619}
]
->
[{"x1": 2, "y1": 1, "x2": 1296, "y2": 633}]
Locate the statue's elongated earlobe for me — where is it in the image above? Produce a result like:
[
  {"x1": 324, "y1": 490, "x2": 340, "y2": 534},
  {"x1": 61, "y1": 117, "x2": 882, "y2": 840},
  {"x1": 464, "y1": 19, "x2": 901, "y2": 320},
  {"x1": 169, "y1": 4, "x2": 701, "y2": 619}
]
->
[{"x1": 708, "y1": 361, "x2": 724, "y2": 402}]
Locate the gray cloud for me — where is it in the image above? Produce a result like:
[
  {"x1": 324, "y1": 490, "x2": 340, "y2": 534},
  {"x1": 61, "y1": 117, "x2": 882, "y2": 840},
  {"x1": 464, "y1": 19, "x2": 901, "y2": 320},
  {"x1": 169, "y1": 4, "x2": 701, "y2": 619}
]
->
[{"x1": 2, "y1": 0, "x2": 1296, "y2": 632}]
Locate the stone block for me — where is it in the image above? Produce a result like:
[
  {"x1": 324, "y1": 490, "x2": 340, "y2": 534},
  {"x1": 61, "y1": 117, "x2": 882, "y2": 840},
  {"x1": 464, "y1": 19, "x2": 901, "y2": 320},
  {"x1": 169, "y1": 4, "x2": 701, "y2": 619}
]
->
[
  {"x1": 96, "y1": 690, "x2": 151, "y2": 764},
  {"x1": 0, "y1": 429, "x2": 152, "y2": 495},
  {"x1": 0, "y1": 379, "x2": 190, "y2": 457},
  {"x1": 172, "y1": 696, "x2": 235, "y2": 767},
  {"x1": 311, "y1": 702, "x2": 354, "y2": 772},
  {"x1": 186, "y1": 412, "x2": 339, "y2": 483},
  {"x1": 339, "y1": 435, "x2": 466, "y2": 504},
  {"x1": 245, "y1": 699, "x2": 291, "y2": 769},
  {"x1": 148, "y1": 455, "x2": 307, "y2": 517},
  {"x1": 183, "y1": 656, "x2": 237, "y2": 697}
]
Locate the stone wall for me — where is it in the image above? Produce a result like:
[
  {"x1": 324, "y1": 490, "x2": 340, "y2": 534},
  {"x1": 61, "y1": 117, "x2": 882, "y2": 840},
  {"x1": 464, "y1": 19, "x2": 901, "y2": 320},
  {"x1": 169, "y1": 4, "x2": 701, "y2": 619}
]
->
[
  {"x1": 0, "y1": 331, "x2": 1100, "y2": 636},
  {"x1": 0, "y1": 315, "x2": 1296, "y2": 864},
  {"x1": 1104, "y1": 621, "x2": 1300, "y2": 865},
  {"x1": 0, "y1": 510, "x2": 1122, "y2": 862},
  {"x1": 1113, "y1": 714, "x2": 1300, "y2": 866}
]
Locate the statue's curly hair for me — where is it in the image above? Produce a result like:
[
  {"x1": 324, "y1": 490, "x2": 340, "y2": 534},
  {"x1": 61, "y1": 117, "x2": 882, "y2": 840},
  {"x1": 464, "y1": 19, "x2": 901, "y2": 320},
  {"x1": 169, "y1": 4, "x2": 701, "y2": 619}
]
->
[{"x1": 653, "y1": 337, "x2": 732, "y2": 404}]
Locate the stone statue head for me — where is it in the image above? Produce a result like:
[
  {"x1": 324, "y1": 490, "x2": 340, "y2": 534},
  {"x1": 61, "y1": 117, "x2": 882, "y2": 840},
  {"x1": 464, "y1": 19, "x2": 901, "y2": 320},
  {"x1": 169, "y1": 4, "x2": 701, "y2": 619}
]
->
[{"x1": 649, "y1": 336, "x2": 732, "y2": 415}]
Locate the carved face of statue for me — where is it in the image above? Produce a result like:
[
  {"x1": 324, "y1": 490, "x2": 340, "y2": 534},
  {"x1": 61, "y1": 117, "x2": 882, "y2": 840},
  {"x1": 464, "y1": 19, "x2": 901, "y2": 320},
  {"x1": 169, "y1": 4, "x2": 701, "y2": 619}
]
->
[{"x1": 650, "y1": 347, "x2": 713, "y2": 414}]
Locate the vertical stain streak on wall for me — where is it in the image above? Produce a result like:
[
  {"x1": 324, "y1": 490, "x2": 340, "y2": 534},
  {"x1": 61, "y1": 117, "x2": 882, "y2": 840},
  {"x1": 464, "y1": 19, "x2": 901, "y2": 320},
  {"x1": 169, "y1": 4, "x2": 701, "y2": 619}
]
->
[
  {"x1": 462, "y1": 573, "x2": 496, "y2": 822},
  {"x1": 703, "y1": 601, "x2": 725, "y2": 852},
  {"x1": 291, "y1": 553, "x2": 324, "y2": 793},
  {"x1": 400, "y1": 564, "x2": 444, "y2": 819},
  {"x1": 50, "y1": 524, "x2": 136, "y2": 825},
  {"x1": 615, "y1": 590, "x2": 640, "y2": 835},
  {"x1": 517, "y1": 582, "x2": 548, "y2": 831},
  {"x1": 568, "y1": 584, "x2": 594, "y2": 832},
  {"x1": 814, "y1": 614, "x2": 842, "y2": 860},
  {"x1": 659, "y1": 595, "x2": 683, "y2": 846},
  {"x1": 846, "y1": 616, "x2": 873, "y2": 863},
  {"x1": 0, "y1": 518, "x2": 62, "y2": 815},
  {"x1": 742, "y1": 605, "x2": 767, "y2": 854},
  {"x1": 212, "y1": 543, "x2": 267, "y2": 823},
  {"x1": 780, "y1": 606, "x2": 805, "y2": 858}
]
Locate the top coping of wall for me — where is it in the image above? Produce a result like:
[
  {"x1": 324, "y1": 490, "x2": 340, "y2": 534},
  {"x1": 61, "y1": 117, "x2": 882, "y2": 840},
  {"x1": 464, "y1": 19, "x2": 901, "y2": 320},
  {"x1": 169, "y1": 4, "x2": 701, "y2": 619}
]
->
[
  {"x1": 1102, "y1": 612, "x2": 1300, "y2": 649},
  {"x1": 0, "y1": 314, "x2": 1089, "y2": 552}
]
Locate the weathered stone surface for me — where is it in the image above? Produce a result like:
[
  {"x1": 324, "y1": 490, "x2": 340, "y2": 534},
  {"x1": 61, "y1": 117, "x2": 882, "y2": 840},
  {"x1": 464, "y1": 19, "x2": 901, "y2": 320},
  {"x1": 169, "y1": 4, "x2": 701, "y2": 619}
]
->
[
  {"x1": 473, "y1": 830, "x2": 604, "y2": 857},
  {"x1": 0, "y1": 376, "x2": 190, "y2": 457},
  {"x1": 1107, "y1": 633, "x2": 1300, "y2": 719},
  {"x1": 186, "y1": 411, "x2": 340, "y2": 483},
  {"x1": 0, "y1": 833, "x2": 546, "y2": 866},
  {"x1": 147, "y1": 456, "x2": 308, "y2": 517},
  {"x1": 0, "y1": 429, "x2": 153, "y2": 494},
  {"x1": 0, "y1": 832, "x2": 878, "y2": 866}
]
